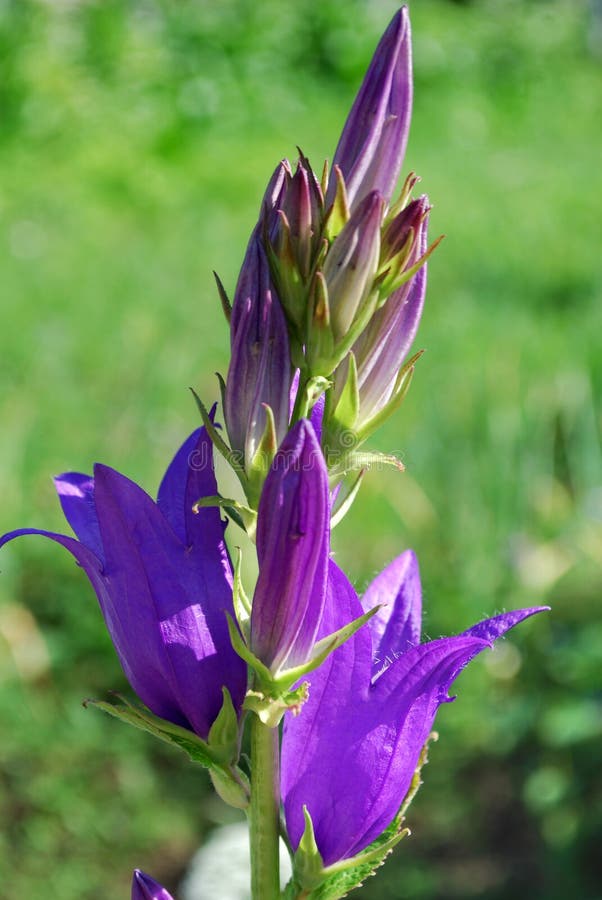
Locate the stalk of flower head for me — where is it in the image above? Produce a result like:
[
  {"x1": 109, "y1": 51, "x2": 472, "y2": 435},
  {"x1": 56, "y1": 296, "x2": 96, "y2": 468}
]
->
[{"x1": 0, "y1": 7, "x2": 550, "y2": 900}]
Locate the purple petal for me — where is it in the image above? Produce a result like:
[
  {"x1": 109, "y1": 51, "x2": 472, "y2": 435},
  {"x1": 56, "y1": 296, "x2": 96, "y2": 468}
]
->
[
  {"x1": 54, "y1": 472, "x2": 103, "y2": 562},
  {"x1": 283, "y1": 592, "x2": 547, "y2": 865},
  {"x1": 132, "y1": 870, "x2": 174, "y2": 900},
  {"x1": 251, "y1": 420, "x2": 329, "y2": 672},
  {"x1": 281, "y1": 560, "x2": 372, "y2": 861},
  {"x1": 157, "y1": 424, "x2": 230, "y2": 566},
  {"x1": 328, "y1": 7, "x2": 412, "y2": 211},
  {"x1": 0, "y1": 526, "x2": 108, "y2": 610},
  {"x1": 92, "y1": 463, "x2": 245, "y2": 737},
  {"x1": 361, "y1": 549, "x2": 422, "y2": 669}
]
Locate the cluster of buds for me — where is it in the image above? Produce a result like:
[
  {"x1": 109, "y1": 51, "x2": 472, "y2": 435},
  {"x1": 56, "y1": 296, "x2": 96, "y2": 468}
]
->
[{"x1": 217, "y1": 7, "x2": 441, "y2": 509}]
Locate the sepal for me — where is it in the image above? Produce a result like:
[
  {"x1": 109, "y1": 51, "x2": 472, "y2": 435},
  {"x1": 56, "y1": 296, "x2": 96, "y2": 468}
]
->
[{"x1": 190, "y1": 389, "x2": 248, "y2": 489}]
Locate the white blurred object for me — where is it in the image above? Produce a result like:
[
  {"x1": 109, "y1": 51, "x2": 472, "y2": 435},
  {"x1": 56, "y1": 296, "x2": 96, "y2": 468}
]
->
[{"x1": 180, "y1": 822, "x2": 292, "y2": 900}]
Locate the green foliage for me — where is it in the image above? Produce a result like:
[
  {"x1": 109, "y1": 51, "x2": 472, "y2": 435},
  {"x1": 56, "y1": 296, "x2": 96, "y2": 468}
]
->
[{"x1": 0, "y1": 1, "x2": 600, "y2": 897}]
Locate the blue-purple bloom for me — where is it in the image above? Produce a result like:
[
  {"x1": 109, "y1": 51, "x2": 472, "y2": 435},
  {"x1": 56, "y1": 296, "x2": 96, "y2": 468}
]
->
[
  {"x1": 250, "y1": 420, "x2": 329, "y2": 674},
  {"x1": 0, "y1": 427, "x2": 247, "y2": 739},
  {"x1": 281, "y1": 551, "x2": 547, "y2": 866},
  {"x1": 132, "y1": 870, "x2": 174, "y2": 900}
]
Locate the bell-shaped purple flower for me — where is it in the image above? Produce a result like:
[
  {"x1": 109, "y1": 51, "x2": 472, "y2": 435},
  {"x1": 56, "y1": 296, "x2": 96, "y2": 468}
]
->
[
  {"x1": 327, "y1": 6, "x2": 412, "y2": 213},
  {"x1": 224, "y1": 229, "x2": 292, "y2": 469},
  {"x1": 282, "y1": 551, "x2": 547, "y2": 866},
  {"x1": 132, "y1": 870, "x2": 174, "y2": 900},
  {"x1": 250, "y1": 420, "x2": 329, "y2": 674},
  {"x1": 0, "y1": 427, "x2": 247, "y2": 739}
]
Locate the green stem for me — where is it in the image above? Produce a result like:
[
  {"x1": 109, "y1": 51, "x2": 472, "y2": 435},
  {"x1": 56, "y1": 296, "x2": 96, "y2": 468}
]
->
[{"x1": 249, "y1": 716, "x2": 281, "y2": 900}]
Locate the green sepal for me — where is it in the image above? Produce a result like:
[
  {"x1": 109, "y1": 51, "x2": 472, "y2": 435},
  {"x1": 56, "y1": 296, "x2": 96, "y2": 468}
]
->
[
  {"x1": 330, "y1": 468, "x2": 366, "y2": 529},
  {"x1": 207, "y1": 687, "x2": 242, "y2": 766},
  {"x1": 291, "y1": 372, "x2": 331, "y2": 425},
  {"x1": 209, "y1": 765, "x2": 250, "y2": 811},
  {"x1": 189, "y1": 388, "x2": 248, "y2": 490},
  {"x1": 272, "y1": 604, "x2": 380, "y2": 694},
  {"x1": 192, "y1": 494, "x2": 257, "y2": 539},
  {"x1": 378, "y1": 234, "x2": 444, "y2": 300},
  {"x1": 328, "y1": 450, "x2": 405, "y2": 483},
  {"x1": 232, "y1": 548, "x2": 251, "y2": 641},
  {"x1": 356, "y1": 350, "x2": 423, "y2": 444},
  {"x1": 323, "y1": 165, "x2": 350, "y2": 242},
  {"x1": 213, "y1": 271, "x2": 232, "y2": 323},
  {"x1": 291, "y1": 807, "x2": 325, "y2": 892},
  {"x1": 331, "y1": 353, "x2": 359, "y2": 432},
  {"x1": 306, "y1": 273, "x2": 335, "y2": 374},
  {"x1": 385, "y1": 171, "x2": 420, "y2": 222},
  {"x1": 244, "y1": 682, "x2": 310, "y2": 728},
  {"x1": 246, "y1": 403, "x2": 278, "y2": 508}
]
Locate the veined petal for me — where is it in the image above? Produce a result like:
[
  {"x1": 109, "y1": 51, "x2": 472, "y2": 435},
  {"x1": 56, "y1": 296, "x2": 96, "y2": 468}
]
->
[
  {"x1": 328, "y1": 7, "x2": 412, "y2": 211},
  {"x1": 157, "y1": 424, "x2": 230, "y2": 578},
  {"x1": 93, "y1": 463, "x2": 245, "y2": 737},
  {"x1": 283, "y1": 549, "x2": 547, "y2": 865},
  {"x1": 54, "y1": 472, "x2": 103, "y2": 562},
  {"x1": 281, "y1": 560, "x2": 373, "y2": 864},
  {"x1": 251, "y1": 420, "x2": 329, "y2": 672},
  {"x1": 132, "y1": 870, "x2": 174, "y2": 900},
  {"x1": 362, "y1": 549, "x2": 422, "y2": 670}
]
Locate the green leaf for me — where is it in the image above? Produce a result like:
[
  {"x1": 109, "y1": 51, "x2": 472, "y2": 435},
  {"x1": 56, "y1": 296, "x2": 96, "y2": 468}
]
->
[
  {"x1": 189, "y1": 388, "x2": 248, "y2": 489},
  {"x1": 192, "y1": 494, "x2": 257, "y2": 537},
  {"x1": 84, "y1": 693, "x2": 216, "y2": 768}
]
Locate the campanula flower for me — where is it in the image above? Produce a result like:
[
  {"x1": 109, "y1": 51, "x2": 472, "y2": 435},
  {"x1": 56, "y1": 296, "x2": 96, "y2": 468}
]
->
[
  {"x1": 0, "y1": 427, "x2": 247, "y2": 739},
  {"x1": 132, "y1": 870, "x2": 174, "y2": 900},
  {"x1": 282, "y1": 551, "x2": 547, "y2": 866},
  {"x1": 250, "y1": 419, "x2": 329, "y2": 674}
]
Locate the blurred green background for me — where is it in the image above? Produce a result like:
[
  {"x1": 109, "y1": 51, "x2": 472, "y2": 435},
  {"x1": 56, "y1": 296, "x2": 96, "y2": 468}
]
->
[{"x1": 0, "y1": 0, "x2": 601, "y2": 897}]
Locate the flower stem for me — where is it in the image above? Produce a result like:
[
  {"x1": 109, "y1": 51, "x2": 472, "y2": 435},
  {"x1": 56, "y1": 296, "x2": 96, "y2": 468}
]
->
[{"x1": 249, "y1": 715, "x2": 281, "y2": 900}]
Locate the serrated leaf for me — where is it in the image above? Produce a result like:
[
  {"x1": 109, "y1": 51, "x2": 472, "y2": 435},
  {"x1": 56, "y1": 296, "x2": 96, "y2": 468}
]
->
[{"x1": 84, "y1": 694, "x2": 215, "y2": 768}]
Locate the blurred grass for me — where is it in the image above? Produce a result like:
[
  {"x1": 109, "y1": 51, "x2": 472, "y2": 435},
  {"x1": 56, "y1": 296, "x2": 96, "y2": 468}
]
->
[{"x1": 0, "y1": 0, "x2": 601, "y2": 897}]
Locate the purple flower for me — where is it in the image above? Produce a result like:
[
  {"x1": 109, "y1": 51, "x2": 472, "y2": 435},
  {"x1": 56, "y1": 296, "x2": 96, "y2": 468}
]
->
[
  {"x1": 281, "y1": 551, "x2": 547, "y2": 866},
  {"x1": 327, "y1": 6, "x2": 412, "y2": 213},
  {"x1": 132, "y1": 870, "x2": 174, "y2": 900},
  {"x1": 0, "y1": 427, "x2": 247, "y2": 739},
  {"x1": 250, "y1": 420, "x2": 329, "y2": 674},
  {"x1": 224, "y1": 228, "x2": 292, "y2": 471}
]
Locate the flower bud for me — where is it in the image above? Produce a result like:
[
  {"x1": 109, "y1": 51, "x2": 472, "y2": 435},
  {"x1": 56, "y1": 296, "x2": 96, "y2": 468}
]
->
[
  {"x1": 250, "y1": 420, "x2": 329, "y2": 673},
  {"x1": 132, "y1": 870, "x2": 174, "y2": 900},
  {"x1": 326, "y1": 7, "x2": 412, "y2": 213},
  {"x1": 224, "y1": 232, "x2": 292, "y2": 469},
  {"x1": 321, "y1": 190, "x2": 383, "y2": 343}
]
